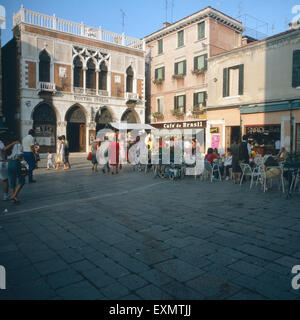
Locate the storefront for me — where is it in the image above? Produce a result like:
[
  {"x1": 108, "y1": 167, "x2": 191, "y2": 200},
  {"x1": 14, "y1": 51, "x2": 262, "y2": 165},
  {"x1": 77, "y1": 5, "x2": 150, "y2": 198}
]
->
[{"x1": 245, "y1": 125, "x2": 281, "y2": 155}]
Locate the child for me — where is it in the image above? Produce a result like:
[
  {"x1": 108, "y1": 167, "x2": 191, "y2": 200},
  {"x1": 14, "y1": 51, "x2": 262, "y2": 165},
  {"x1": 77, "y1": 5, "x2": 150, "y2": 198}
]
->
[{"x1": 47, "y1": 152, "x2": 55, "y2": 169}]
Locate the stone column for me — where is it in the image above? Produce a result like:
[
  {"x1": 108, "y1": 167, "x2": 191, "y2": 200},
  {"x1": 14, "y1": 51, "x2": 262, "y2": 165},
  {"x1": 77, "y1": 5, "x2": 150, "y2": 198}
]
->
[
  {"x1": 57, "y1": 121, "x2": 67, "y2": 138},
  {"x1": 83, "y1": 67, "x2": 87, "y2": 94},
  {"x1": 95, "y1": 69, "x2": 99, "y2": 95}
]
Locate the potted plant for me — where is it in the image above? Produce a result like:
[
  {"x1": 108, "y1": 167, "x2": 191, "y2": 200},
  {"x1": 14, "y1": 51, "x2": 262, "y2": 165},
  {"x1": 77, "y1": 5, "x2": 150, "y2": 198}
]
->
[
  {"x1": 172, "y1": 73, "x2": 185, "y2": 79},
  {"x1": 172, "y1": 109, "x2": 185, "y2": 118},
  {"x1": 153, "y1": 78, "x2": 164, "y2": 85},
  {"x1": 191, "y1": 68, "x2": 206, "y2": 75},
  {"x1": 151, "y1": 112, "x2": 164, "y2": 120}
]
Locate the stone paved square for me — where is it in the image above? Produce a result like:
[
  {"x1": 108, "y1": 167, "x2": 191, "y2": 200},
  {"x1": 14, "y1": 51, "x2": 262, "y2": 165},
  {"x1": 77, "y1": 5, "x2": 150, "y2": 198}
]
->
[{"x1": 0, "y1": 155, "x2": 300, "y2": 300}]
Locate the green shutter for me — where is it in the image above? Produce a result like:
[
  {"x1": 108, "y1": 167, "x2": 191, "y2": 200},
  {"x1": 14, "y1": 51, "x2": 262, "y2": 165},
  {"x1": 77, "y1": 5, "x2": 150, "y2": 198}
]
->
[
  {"x1": 162, "y1": 67, "x2": 165, "y2": 80},
  {"x1": 204, "y1": 54, "x2": 208, "y2": 70},
  {"x1": 175, "y1": 62, "x2": 178, "y2": 75},
  {"x1": 183, "y1": 60, "x2": 186, "y2": 75},
  {"x1": 155, "y1": 68, "x2": 158, "y2": 80},
  {"x1": 292, "y1": 50, "x2": 300, "y2": 87},
  {"x1": 193, "y1": 93, "x2": 197, "y2": 106},
  {"x1": 239, "y1": 64, "x2": 244, "y2": 95},
  {"x1": 223, "y1": 68, "x2": 229, "y2": 97},
  {"x1": 194, "y1": 57, "x2": 198, "y2": 70},
  {"x1": 183, "y1": 95, "x2": 186, "y2": 112},
  {"x1": 198, "y1": 22, "x2": 205, "y2": 40},
  {"x1": 174, "y1": 96, "x2": 177, "y2": 110}
]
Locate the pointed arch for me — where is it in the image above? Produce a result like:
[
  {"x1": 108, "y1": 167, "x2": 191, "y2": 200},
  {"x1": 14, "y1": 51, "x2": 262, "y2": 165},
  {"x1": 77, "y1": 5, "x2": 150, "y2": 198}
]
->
[
  {"x1": 73, "y1": 55, "x2": 83, "y2": 88},
  {"x1": 121, "y1": 108, "x2": 140, "y2": 124},
  {"x1": 39, "y1": 49, "x2": 51, "y2": 82}
]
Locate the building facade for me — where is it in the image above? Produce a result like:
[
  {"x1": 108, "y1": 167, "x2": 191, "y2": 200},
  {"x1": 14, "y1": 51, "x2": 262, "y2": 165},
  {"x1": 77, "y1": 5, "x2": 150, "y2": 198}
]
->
[
  {"x1": 144, "y1": 6, "x2": 244, "y2": 142},
  {"x1": 206, "y1": 27, "x2": 300, "y2": 154},
  {"x1": 3, "y1": 6, "x2": 146, "y2": 153}
]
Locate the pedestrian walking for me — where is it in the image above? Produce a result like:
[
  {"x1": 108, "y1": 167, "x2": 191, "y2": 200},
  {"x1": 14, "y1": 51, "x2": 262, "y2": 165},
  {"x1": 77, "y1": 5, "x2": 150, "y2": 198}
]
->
[
  {"x1": 0, "y1": 132, "x2": 19, "y2": 201},
  {"x1": 98, "y1": 136, "x2": 110, "y2": 174},
  {"x1": 91, "y1": 139, "x2": 100, "y2": 173},
  {"x1": 22, "y1": 129, "x2": 37, "y2": 183},
  {"x1": 54, "y1": 136, "x2": 65, "y2": 171},
  {"x1": 47, "y1": 152, "x2": 55, "y2": 169},
  {"x1": 109, "y1": 134, "x2": 119, "y2": 175},
  {"x1": 7, "y1": 135, "x2": 25, "y2": 204},
  {"x1": 62, "y1": 135, "x2": 71, "y2": 169}
]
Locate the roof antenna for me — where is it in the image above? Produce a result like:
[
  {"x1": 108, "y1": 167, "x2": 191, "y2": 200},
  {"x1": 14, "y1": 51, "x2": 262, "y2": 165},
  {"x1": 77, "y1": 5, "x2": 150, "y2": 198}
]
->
[
  {"x1": 171, "y1": 0, "x2": 174, "y2": 23},
  {"x1": 120, "y1": 9, "x2": 126, "y2": 34},
  {"x1": 165, "y1": 0, "x2": 168, "y2": 22},
  {"x1": 238, "y1": 1, "x2": 242, "y2": 19}
]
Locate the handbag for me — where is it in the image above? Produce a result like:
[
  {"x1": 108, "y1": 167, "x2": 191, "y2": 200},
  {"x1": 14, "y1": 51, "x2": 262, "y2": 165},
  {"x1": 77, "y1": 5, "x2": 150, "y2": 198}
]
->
[
  {"x1": 55, "y1": 154, "x2": 63, "y2": 163},
  {"x1": 87, "y1": 152, "x2": 93, "y2": 161}
]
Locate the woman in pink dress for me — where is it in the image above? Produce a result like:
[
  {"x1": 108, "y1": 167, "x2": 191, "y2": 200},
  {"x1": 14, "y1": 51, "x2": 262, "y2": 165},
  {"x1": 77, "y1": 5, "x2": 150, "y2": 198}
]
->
[{"x1": 109, "y1": 134, "x2": 119, "y2": 174}]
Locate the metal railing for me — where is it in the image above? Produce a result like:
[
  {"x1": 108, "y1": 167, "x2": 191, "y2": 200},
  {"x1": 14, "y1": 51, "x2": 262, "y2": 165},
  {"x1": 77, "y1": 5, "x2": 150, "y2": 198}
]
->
[{"x1": 13, "y1": 6, "x2": 145, "y2": 51}]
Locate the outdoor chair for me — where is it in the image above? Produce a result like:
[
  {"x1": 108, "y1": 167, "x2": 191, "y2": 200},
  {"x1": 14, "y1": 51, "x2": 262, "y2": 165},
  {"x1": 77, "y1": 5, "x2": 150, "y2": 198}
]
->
[{"x1": 239, "y1": 163, "x2": 253, "y2": 186}]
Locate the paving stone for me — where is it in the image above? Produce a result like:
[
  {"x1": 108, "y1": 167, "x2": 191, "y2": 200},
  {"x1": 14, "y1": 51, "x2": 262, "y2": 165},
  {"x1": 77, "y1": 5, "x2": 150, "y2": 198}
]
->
[
  {"x1": 118, "y1": 274, "x2": 149, "y2": 291},
  {"x1": 34, "y1": 258, "x2": 68, "y2": 276},
  {"x1": 228, "y1": 261, "x2": 265, "y2": 278},
  {"x1": 46, "y1": 268, "x2": 84, "y2": 289},
  {"x1": 101, "y1": 282, "x2": 130, "y2": 299},
  {"x1": 139, "y1": 269, "x2": 174, "y2": 287},
  {"x1": 93, "y1": 258, "x2": 130, "y2": 278},
  {"x1": 71, "y1": 259, "x2": 97, "y2": 273},
  {"x1": 56, "y1": 281, "x2": 105, "y2": 300},
  {"x1": 136, "y1": 284, "x2": 172, "y2": 300},
  {"x1": 81, "y1": 268, "x2": 116, "y2": 288}
]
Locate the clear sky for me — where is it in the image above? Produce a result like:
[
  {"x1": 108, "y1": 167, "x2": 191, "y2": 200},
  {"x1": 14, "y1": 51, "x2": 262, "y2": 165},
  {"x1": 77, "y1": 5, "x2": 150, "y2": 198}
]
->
[{"x1": 0, "y1": 0, "x2": 298, "y2": 46}]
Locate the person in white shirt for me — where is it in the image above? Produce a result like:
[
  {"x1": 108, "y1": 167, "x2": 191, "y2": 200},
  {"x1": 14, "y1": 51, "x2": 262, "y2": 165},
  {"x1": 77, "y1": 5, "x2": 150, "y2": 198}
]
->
[
  {"x1": 97, "y1": 136, "x2": 110, "y2": 174},
  {"x1": 22, "y1": 129, "x2": 37, "y2": 183},
  {"x1": 0, "y1": 132, "x2": 19, "y2": 200},
  {"x1": 7, "y1": 135, "x2": 25, "y2": 203},
  {"x1": 222, "y1": 149, "x2": 233, "y2": 180}
]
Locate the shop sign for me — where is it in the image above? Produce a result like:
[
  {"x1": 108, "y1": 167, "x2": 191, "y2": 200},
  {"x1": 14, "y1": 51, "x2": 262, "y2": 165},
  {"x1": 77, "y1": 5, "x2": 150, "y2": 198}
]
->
[
  {"x1": 210, "y1": 127, "x2": 219, "y2": 133},
  {"x1": 246, "y1": 125, "x2": 280, "y2": 135},
  {"x1": 153, "y1": 121, "x2": 206, "y2": 129}
]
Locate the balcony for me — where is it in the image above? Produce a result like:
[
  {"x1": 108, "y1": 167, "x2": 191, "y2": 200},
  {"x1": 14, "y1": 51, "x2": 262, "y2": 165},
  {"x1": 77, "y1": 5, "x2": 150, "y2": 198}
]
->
[
  {"x1": 86, "y1": 88, "x2": 97, "y2": 96},
  {"x1": 73, "y1": 87, "x2": 109, "y2": 96},
  {"x1": 39, "y1": 82, "x2": 56, "y2": 93}
]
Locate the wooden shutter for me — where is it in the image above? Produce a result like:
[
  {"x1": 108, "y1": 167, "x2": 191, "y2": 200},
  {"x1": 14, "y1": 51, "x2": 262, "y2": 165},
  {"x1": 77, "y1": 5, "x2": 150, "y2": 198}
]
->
[
  {"x1": 223, "y1": 68, "x2": 229, "y2": 97},
  {"x1": 183, "y1": 60, "x2": 186, "y2": 75},
  {"x1": 193, "y1": 93, "x2": 197, "y2": 106},
  {"x1": 204, "y1": 54, "x2": 208, "y2": 70},
  {"x1": 162, "y1": 67, "x2": 165, "y2": 80},
  {"x1": 194, "y1": 57, "x2": 198, "y2": 70},
  {"x1": 183, "y1": 95, "x2": 186, "y2": 112},
  {"x1": 175, "y1": 62, "x2": 178, "y2": 75},
  {"x1": 238, "y1": 64, "x2": 244, "y2": 95},
  {"x1": 292, "y1": 50, "x2": 300, "y2": 87},
  {"x1": 174, "y1": 96, "x2": 177, "y2": 110},
  {"x1": 155, "y1": 68, "x2": 158, "y2": 80}
]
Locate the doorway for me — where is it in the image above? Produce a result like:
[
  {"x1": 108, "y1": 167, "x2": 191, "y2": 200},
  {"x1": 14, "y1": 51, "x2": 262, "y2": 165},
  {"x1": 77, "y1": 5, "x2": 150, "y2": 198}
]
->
[
  {"x1": 225, "y1": 126, "x2": 240, "y2": 151},
  {"x1": 65, "y1": 106, "x2": 86, "y2": 152}
]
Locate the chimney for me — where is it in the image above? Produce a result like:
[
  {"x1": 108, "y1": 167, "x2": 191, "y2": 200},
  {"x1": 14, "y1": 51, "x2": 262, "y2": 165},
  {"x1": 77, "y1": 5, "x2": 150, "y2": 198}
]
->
[
  {"x1": 163, "y1": 22, "x2": 171, "y2": 28},
  {"x1": 289, "y1": 21, "x2": 300, "y2": 29}
]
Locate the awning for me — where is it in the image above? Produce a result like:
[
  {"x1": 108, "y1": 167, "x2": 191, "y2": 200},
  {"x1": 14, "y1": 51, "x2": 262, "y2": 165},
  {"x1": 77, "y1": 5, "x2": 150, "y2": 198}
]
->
[{"x1": 109, "y1": 122, "x2": 158, "y2": 130}]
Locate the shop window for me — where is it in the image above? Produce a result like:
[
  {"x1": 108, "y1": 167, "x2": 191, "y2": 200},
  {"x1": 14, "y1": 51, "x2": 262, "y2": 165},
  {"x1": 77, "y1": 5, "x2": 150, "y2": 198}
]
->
[
  {"x1": 126, "y1": 66, "x2": 134, "y2": 93},
  {"x1": 99, "y1": 61, "x2": 108, "y2": 91},
  {"x1": 223, "y1": 64, "x2": 244, "y2": 97},
  {"x1": 73, "y1": 56, "x2": 83, "y2": 88},
  {"x1": 86, "y1": 59, "x2": 96, "y2": 89},
  {"x1": 292, "y1": 50, "x2": 300, "y2": 88},
  {"x1": 39, "y1": 50, "x2": 51, "y2": 83}
]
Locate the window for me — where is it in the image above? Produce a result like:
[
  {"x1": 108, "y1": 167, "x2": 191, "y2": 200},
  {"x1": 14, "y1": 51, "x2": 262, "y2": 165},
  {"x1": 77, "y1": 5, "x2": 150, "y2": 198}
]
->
[
  {"x1": 292, "y1": 50, "x2": 300, "y2": 88},
  {"x1": 198, "y1": 22, "x2": 205, "y2": 40},
  {"x1": 194, "y1": 92, "x2": 207, "y2": 106},
  {"x1": 223, "y1": 64, "x2": 244, "y2": 97},
  {"x1": 174, "y1": 60, "x2": 186, "y2": 75},
  {"x1": 126, "y1": 66, "x2": 134, "y2": 93},
  {"x1": 155, "y1": 67, "x2": 165, "y2": 81},
  {"x1": 86, "y1": 59, "x2": 96, "y2": 89},
  {"x1": 99, "y1": 62, "x2": 108, "y2": 90},
  {"x1": 158, "y1": 39, "x2": 163, "y2": 54},
  {"x1": 157, "y1": 98, "x2": 163, "y2": 114},
  {"x1": 174, "y1": 95, "x2": 186, "y2": 112},
  {"x1": 194, "y1": 54, "x2": 207, "y2": 71},
  {"x1": 39, "y1": 50, "x2": 51, "y2": 82},
  {"x1": 178, "y1": 30, "x2": 184, "y2": 47},
  {"x1": 73, "y1": 56, "x2": 83, "y2": 88}
]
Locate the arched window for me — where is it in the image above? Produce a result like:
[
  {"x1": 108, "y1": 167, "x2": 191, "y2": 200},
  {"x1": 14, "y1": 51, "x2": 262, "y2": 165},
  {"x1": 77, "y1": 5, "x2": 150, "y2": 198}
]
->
[
  {"x1": 99, "y1": 62, "x2": 108, "y2": 91},
  {"x1": 86, "y1": 59, "x2": 96, "y2": 89},
  {"x1": 39, "y1": 50, "x2": 51, "y2": 82},
  {"x1": 73, "y1": 56, "x2": 83, "y2": 88},
  {"x1": 126, "y1": 66, "x2": 134, "y2": 93}
]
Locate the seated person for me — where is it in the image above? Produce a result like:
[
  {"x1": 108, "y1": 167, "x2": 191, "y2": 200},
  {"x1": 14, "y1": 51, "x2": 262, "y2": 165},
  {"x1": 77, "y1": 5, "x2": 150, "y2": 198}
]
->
[
  {"x1": 275, "y1": 147, "x2": 288, "y2": 162},
  {"x1": 222, "y1": 149, "x2": 232, "y2": 180},
  {"x1": 263, "y1": 156, "x2": 281, "y2": 191},
  {"x1": 205, "y1": 148, "x2": 220, "y2": 165}
]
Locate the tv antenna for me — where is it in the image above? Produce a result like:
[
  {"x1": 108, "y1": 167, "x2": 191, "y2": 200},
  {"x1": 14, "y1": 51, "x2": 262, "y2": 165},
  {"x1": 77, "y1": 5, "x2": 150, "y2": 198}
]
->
[
  {"x1": 120, "y1": 9, "x2": 126, "y2": 34},
  {"x1": 171, "y1": 0, "x2": 174, "y2": 23},
  {"x1": 165, "y1": 0, "x2": 168, "y2": 22}
]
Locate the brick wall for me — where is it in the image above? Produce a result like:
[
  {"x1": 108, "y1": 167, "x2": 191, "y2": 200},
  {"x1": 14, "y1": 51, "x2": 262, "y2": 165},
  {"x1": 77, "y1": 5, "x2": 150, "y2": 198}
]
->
[
  {"x1": 111, "y1": 73, "x2": 124, "y2": 98},
  {"x1": 25, "y1": 61, "x2": 36, "y2": 88}
]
